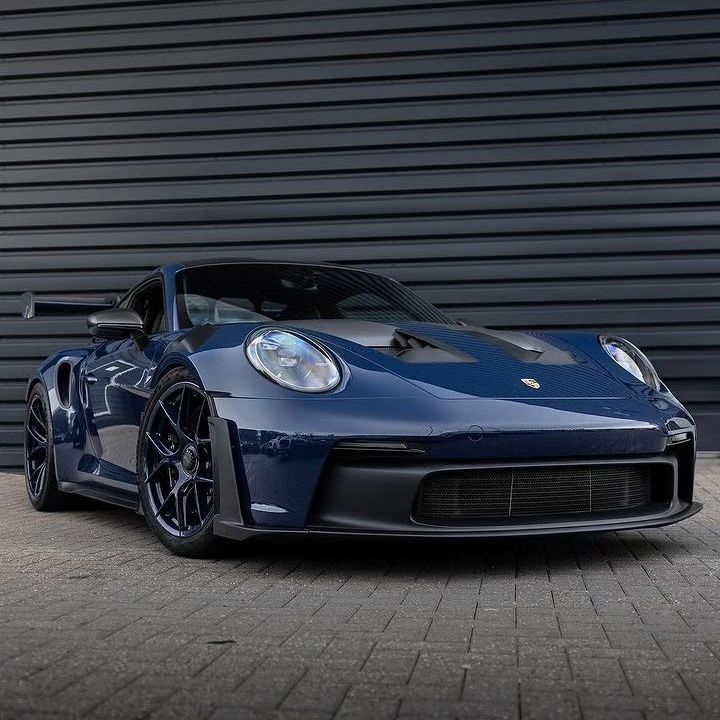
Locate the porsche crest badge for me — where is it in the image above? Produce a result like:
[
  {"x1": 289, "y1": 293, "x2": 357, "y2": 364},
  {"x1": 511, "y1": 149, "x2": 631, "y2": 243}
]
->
[{"x1": 521, "y1": 378, "x2": 541, "y2": 390}]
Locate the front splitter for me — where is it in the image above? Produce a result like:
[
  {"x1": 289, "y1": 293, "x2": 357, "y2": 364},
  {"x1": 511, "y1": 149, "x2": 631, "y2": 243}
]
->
[{"x1": 214, "y1": 501, "x2": 702, "y2": 542}]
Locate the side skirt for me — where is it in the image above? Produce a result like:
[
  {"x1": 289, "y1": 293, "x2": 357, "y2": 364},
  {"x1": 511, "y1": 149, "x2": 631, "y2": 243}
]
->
[{"x1": 58, "y1": 480, "x2": 138, "y2": 510}]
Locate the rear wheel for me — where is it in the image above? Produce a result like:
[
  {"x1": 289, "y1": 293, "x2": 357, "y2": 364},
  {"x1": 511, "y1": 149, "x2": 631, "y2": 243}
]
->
[
  {"x1": 24, "y1": 383, "x2": 67, "y2": 511},
  {"x1": 137, "y1": 368, "x2": 217, "y2": 557}
]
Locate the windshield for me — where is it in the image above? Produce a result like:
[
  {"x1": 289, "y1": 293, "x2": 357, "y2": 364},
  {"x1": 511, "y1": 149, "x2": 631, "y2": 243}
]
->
[{"x1": 176, "y1": 263, "x2": 450, "y2": 328}]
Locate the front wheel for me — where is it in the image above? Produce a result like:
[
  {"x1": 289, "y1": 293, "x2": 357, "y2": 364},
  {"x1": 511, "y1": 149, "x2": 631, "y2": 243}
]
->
[{"x1": 137, "y1": 368, "x2": 218, "y2": 557}]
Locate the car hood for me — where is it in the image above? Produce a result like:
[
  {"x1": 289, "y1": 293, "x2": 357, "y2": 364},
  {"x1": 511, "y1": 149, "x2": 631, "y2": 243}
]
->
[{"x1": 284, "y1": 320, "x2": 635, "y2": 401}]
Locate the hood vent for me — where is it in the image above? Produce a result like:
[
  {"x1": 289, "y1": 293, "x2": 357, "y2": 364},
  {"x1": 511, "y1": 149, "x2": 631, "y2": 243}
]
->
[
  {"x1": 285, "y1": 319, "x2": 575, "y2": 366},
  {"x1": 461, "y1": 327, "x2": 576, "y2": 365},
  {"x1": 385, "y1": 330, "x2": 475, "y2": 364}
]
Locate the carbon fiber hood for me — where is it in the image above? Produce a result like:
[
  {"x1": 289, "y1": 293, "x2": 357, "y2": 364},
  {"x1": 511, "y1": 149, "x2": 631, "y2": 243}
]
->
[{"x1": 286, "y1": 320, "x2": 633, "y2": 401}]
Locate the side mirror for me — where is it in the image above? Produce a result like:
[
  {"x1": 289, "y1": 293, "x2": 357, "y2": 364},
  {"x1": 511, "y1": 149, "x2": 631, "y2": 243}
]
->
[{"x1": 88, "y1": 308, "x2": 144, "y2": 340}]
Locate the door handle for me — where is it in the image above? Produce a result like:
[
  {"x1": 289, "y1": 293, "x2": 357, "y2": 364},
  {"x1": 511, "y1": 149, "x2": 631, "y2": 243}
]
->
[{"x1": 85, "y1": 374, "x2": 98, "y2": 384}]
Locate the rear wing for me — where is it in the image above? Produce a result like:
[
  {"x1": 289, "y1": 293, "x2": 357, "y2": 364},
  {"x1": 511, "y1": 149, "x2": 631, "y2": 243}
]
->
[{"x1": 21, "y1": 292, "x2": 119, "y2": 319}]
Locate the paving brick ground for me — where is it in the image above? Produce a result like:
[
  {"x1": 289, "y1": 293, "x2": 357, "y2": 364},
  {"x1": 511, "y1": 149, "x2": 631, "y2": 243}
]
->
[{"x1": 2, "y1": 461, "x2": 720, "y2": 720}]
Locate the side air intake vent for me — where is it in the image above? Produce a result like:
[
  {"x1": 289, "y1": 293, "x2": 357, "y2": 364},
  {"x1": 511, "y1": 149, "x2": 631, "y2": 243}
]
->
[{"x1": 56, "y1": 361, "x2": 73, "y2": 409}]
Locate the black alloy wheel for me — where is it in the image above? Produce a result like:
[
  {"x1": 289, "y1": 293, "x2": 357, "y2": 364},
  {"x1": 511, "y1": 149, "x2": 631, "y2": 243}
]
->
[
  {"x1": 24, "y1": 384, "x2": 67, "y2": 511},
  {"x1": 138, "y1": 368, "x2": 217, "y2": 556}
]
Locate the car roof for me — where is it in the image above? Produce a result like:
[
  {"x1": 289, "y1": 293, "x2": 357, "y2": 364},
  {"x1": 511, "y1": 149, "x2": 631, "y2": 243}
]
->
[
  {"x1": 159, "y1": 258, "x2": 393, "y2": 281},
  {"x1": 173, "y1": 258, "x2": 355, "y2": 271}
]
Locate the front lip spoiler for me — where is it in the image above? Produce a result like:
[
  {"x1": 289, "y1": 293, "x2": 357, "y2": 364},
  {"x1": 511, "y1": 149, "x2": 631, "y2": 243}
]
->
[{"x1": 214, "y1": 502, "x2": 702, "y2": 541}]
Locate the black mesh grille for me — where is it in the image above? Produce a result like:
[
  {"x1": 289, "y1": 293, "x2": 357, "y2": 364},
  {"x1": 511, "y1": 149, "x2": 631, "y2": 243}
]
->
[{"x1": 416, "y1": 464, "x2": 656, "y2": 522}]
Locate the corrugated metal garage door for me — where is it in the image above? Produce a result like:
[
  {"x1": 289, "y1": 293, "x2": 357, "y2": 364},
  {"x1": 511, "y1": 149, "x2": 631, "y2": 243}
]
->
[{"x1": 2, "y1": 0, "x2": 720, "y2": 469}]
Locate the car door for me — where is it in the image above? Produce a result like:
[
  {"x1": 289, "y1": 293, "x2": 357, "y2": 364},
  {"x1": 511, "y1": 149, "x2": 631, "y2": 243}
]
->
[{"x1": 82, "y1": 279, "x2": 167, "y2": 480}]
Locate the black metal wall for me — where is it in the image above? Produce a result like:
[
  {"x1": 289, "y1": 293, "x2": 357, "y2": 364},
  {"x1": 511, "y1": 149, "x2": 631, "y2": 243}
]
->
[{"x1": 2, "y1": 0, "x2": 720, "y2": 469}]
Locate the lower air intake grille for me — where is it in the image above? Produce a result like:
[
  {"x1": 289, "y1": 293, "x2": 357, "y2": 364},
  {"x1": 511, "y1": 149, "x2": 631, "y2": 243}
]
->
[{"x1": 416, "y1": 464, "x2": 655, "y2": 522}]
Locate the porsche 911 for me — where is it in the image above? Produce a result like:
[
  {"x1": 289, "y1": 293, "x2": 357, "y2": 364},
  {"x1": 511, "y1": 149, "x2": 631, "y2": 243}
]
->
[{"x1": 21, "y1": 260, "x2": 700, "y2": 556}]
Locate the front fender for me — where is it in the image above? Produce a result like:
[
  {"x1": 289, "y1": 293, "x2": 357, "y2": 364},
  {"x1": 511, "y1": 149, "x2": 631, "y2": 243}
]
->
[{"x1": 157, "y1": 323, "x2": 426, "y2": 401}]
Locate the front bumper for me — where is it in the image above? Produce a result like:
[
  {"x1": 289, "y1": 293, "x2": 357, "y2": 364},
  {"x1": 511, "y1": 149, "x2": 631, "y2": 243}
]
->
[{"x1": 207, "y1": 394, "x2": 700, "y2": 540}]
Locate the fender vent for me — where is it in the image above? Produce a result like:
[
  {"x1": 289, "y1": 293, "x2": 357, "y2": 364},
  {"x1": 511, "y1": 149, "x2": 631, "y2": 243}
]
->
[{"x1": 56, "y1": 361, "x2": 73, "y2": 409}]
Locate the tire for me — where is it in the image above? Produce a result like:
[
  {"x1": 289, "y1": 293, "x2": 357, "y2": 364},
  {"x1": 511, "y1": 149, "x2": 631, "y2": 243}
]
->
[
  {"x1": 24, "y1": 383, "x2": 68, "y2": 511},
  {"x1": 137, "y1": 367, "x2": 218, "y2": 557}
]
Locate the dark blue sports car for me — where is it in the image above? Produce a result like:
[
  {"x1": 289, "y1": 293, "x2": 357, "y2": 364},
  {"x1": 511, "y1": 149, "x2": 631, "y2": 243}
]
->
[{"x1": 22, "y1": 260, "x2": 700, "y2": 556}]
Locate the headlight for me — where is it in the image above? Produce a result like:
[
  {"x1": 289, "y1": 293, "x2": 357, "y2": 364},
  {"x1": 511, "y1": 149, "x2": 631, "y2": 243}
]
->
[
  {"x1": 600, "y1": 336, "x2": 661, "y2": 390},
  {"x1": 246, "y1": 328, "x2": 341, "y2": 392}
]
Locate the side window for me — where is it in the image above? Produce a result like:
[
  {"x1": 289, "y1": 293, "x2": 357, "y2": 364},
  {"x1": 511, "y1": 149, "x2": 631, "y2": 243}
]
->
[{"x1": 128, "y1": 282, "x2": 166, "y2": 335}]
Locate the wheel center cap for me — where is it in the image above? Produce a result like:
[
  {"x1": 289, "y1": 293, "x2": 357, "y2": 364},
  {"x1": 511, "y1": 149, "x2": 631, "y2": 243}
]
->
[{"x1": 181, "y1": 445, "x2": 199, "y2": 475}]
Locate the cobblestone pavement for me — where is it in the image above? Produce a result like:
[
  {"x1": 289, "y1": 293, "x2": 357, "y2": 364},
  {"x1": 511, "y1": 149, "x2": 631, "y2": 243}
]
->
[{"x1": 1, "y1": 462, "x2": 720, "y2": 720}]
